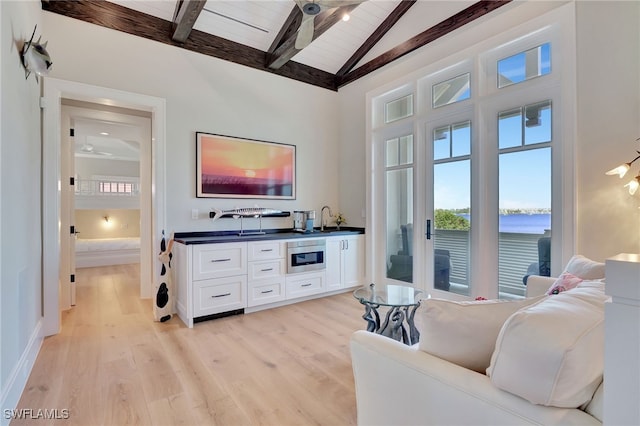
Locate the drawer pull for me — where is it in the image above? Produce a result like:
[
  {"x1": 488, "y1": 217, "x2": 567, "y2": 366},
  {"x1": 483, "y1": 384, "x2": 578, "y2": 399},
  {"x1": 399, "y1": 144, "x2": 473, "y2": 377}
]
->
[
  {"x1": 261, "y1": 248, "x2": 274, "y2": 252},
  {"x1": 260, "y1": 289, "x2": 274, "y2": 294},
  {"x1": 260, "y1": 268, "x2": 274, "y2": 272},
  {"x1": 301, "y1": 283, "x2": 312, "y2": 287},
  {"x1": 211, "y1": 258, "x2": 231, "y2": 263},
  {"x1": 212, "y1": 293, "x2": 231, "y2": 298}
]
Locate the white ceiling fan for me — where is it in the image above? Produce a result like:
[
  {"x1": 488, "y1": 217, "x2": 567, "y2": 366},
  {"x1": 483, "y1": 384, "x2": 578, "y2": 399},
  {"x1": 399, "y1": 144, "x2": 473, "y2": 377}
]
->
[{"x1": 294, "y1": 0, "x2": 366, "y2": 49}]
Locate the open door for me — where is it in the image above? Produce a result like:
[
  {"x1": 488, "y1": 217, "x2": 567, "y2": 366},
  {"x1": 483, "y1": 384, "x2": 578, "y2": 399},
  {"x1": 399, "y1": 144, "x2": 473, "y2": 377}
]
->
[{"x1": 59, "y1": 111, "x2": 76, "y2": 309}]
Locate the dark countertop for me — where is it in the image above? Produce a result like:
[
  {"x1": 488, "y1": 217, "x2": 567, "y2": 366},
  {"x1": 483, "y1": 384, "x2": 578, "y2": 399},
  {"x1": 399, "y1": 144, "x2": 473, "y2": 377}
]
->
[{"x1": 174, "y1": 227, "x2": 365, "y2": 245}]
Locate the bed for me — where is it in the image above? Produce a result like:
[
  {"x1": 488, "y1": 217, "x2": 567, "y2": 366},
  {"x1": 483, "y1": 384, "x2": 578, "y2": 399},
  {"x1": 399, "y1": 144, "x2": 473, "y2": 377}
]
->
[{"x1": 75, "y1": 237, "x2": 140, "y2": 268}]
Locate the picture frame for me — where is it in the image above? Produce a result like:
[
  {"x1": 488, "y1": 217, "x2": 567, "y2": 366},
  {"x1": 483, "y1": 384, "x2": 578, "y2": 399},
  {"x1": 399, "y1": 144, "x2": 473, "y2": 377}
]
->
[{"x1": 196, "y1": 132, "x2": 296, "y2": 199}]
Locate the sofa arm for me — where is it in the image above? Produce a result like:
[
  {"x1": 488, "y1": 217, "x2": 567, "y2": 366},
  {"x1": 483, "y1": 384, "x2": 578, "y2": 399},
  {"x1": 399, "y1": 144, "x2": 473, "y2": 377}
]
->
[
  {"x1": 525, "y1": 275, "x2": 556, "y2": 297},
  {"x1": 350, "y1": 330, "x2": 600, "y2": 426}
]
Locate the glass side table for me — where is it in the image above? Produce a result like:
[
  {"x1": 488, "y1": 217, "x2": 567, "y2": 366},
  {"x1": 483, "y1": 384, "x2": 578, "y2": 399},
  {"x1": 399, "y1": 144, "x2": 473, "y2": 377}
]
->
[{"x1": 353, "y1": 283, "x2": 423, "y2": 345}]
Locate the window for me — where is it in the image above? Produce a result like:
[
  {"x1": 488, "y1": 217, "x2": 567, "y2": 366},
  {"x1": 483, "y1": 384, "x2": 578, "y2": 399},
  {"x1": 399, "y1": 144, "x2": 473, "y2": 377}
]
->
[
  {"x1": 497, "y1": 43, "x2": 551, "y2": 88},
  {"x1": 385, "y1": 94, "x2": 413, "y2": 123},
  {"x1": 385, "y1": 135, "x2": 414, "y2": 283},
  {"x1": 498, "y1": 101, "x2": 552, "y2": 298},
  {"x1": 369, "y1": 7, "x2": 573, "y2": 299},
  {"x1": 432, "y1": 73, "x2": 471, "y2": 108}
]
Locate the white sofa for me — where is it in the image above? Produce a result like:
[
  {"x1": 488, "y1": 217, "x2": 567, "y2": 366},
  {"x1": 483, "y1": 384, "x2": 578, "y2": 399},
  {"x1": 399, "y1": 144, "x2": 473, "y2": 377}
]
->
[{"x1": 351, "y1": 257, "x2": 606, "y2": 426}]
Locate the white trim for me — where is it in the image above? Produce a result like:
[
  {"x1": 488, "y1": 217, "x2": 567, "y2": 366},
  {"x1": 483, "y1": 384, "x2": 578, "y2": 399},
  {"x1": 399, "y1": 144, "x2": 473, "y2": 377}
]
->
[
  {"x1": 366, "y1": 3, "x2": 576, "y2": 298},
  {"x1": 0, "y1": 321, "x2": 43, "y2": 426},
  {"x1": 42, "y1": 78, "x2": 166, "y2": 336}
]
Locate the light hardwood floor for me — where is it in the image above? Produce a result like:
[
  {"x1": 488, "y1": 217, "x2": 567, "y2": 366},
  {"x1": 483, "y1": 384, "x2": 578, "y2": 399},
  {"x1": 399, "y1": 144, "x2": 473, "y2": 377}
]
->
[{"x1": 15, "y1": 264, "x2": 366, "y2": 426}]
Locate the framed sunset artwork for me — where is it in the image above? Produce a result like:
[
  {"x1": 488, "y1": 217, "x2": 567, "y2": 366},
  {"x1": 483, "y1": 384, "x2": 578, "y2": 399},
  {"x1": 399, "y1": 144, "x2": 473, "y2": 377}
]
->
[{"x1": 196, "y1": 132, "x2": 296, "y2": 199}]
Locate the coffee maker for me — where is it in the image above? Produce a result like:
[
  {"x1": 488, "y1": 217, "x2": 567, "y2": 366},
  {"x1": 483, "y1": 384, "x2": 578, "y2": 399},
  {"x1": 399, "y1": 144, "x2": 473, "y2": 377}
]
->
[{"x1": 293, "y1": 210, "x2": 316, "y2": 233}]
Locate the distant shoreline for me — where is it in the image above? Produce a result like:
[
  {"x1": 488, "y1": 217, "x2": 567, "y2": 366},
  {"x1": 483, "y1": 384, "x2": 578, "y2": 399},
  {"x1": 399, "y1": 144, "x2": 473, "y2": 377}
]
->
[{"x1": 458, "y1": 213, "x2": 551, "y2": 234}]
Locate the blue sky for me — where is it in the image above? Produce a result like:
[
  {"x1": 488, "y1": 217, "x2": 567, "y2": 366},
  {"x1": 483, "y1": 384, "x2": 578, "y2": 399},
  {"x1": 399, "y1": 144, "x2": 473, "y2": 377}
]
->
[{"x1": 433, "y1": 43, "x2": 552, "y2": 211}]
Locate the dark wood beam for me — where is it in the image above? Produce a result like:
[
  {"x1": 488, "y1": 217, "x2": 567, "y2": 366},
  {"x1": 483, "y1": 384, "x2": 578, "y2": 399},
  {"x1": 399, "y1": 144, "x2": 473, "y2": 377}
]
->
[
  {"x1": 337, "y1": 0, "x2": 512, "y2": 88},
  {"x1": 172, "y1": 0, "x2": 206, "y2": 43},
  {"x1": 266, "y1": 3, "x2": 361, "y2": 70},
  {"x1": 267, "y1": 5, "x2": 303, "y2": 54},
  {"x1": 336, "y1": 0, "x2": 416, "y2": 77},
  {"x1": 41, "y1": 0, "x2": 338, "y2": 91}
]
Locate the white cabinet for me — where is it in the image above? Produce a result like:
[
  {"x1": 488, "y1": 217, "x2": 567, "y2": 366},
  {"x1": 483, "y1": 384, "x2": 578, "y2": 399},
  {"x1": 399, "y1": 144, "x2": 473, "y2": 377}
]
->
[
  {"x1": 285, "y1": 271, "x2": 325, "y2": 299},
  {"x1": 193, "y1": 242, "x2": 247, "y2": 279},
  {"x1": 174, "y1": 233, "x2": 364, "y2": 327},
  {"x1": 247, "y1": 241, "x2": 286, "y2": 307},
  {"x1": 174, "y1": 241, "x2": 248, "y2": 328},
  {"x1": 193, "y1": 275, "x2": 247, "y2": 317},
  {"x1": 326, "y1": 235, "x2": 365, "y2": 291}
]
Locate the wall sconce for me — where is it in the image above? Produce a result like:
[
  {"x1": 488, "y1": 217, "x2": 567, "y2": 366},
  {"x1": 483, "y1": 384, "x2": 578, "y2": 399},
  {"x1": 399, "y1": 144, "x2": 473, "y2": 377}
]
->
[
  {"x1": 104, "y1": 215, "x2": 110, "y2": 223},
  {"x1": 606, "y1": 138, "x2": 640, "y2": 195}
]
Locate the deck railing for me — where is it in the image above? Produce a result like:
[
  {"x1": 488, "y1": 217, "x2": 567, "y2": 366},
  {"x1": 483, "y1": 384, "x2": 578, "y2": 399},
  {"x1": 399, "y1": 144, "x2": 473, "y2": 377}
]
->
[{"x1": 434, "y1": 229, "x2": 543, "y2": 298}]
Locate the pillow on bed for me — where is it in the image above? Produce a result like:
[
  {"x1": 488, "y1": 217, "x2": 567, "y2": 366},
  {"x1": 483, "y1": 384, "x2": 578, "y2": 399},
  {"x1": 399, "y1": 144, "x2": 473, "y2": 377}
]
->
[
  {"x1": 487, "y1": 282, "x2": 608, "y2": 408},
  {"x1": 417, "y1": 295, "x2": 546, "y2": 373}
]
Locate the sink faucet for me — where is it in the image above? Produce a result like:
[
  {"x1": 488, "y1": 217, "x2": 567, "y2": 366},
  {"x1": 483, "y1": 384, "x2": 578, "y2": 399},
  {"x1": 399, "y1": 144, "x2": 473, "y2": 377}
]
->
[{"x1": 321, "y1": 205, "x2": 333, "y2": 231}]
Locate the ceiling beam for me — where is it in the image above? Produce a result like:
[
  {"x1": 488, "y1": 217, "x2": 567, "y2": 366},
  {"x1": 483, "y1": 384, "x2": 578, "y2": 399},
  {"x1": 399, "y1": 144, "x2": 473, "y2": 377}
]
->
[
  {"x1": 41, "y1": 0, "x2": 338, "y2": 91},
  {"x1": 172, "y1": 0, "x2": 206, "y2": 43},
  {"x1": 267, "y1": 5, "x2": 303, "y2": 55},
  {"x1": 337, "y1": 0, "x2": 512, "y2": 88},
  {"x1": 266, "y1": 3, "x2": 361, "y2": 70},
  {"x1": 336, "y1": 0, "x2": 416, "y2": 77}
]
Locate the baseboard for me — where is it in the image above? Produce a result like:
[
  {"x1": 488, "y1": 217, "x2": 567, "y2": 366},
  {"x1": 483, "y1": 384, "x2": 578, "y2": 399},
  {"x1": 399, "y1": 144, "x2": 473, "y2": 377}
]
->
[{"x1": 0, "y1": 320, "x2": 43, "y2": 426}]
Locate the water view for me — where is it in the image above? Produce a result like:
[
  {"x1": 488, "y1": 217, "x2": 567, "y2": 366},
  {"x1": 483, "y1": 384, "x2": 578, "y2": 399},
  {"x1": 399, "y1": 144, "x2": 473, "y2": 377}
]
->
[{"x1": 459, "y1": 213, "x2": 550, "y2": 234}]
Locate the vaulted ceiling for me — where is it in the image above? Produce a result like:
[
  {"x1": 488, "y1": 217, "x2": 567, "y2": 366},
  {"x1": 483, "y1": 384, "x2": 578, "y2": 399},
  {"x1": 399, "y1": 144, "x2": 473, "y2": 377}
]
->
[{"x1": 41, "y1": 0, "x2": 512, "y2": 91}]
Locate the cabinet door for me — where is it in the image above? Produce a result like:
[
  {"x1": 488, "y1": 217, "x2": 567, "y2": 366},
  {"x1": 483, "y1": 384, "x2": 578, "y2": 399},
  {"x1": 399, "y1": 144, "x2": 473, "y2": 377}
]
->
[
  {"x1": 248, "y1": 241, "x2": 284, "y2": 261},
  {"x1": 343, "y1": 236, "x2": 365, "y2": 288},
  {"x1": 193, "y1": 242, "x2": 247, "y2": 280},
  {"x1": 248, "y1": 277, "x2": 286, "y2": 307},
  {"x1": 193, "y1": 275, "x2": 247, "y2": 317},
  {"x1": 286, "y1": 271, "x2": 325, "y2": 299},
  {"x1": 248, "y1": 259, "x2": 285, "y2": 281},
  {"x1": 325, "y1": 237, "x2": 343, "y2": 291}
]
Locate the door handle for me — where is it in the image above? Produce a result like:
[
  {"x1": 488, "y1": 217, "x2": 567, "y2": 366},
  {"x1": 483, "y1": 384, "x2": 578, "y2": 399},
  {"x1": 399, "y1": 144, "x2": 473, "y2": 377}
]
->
[{"x1": 426, "y1": 219, "x2": 431, "y2": 240}]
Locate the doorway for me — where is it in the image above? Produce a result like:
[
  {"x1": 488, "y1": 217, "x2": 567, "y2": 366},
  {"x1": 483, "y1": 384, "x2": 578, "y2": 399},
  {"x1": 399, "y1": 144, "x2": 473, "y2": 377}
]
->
[
  {"x1": 42, "y1": 78, "x2": 166, "y2": 336},
  {"x1": 59, "y1": 102, "x2": 151, "y2": 310}
]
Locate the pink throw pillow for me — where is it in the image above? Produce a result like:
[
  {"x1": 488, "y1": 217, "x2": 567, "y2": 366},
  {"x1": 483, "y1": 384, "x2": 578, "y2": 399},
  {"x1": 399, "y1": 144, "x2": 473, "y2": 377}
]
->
[{"x1": 547, "y1": 272, "x2": 583, "y2": 295}]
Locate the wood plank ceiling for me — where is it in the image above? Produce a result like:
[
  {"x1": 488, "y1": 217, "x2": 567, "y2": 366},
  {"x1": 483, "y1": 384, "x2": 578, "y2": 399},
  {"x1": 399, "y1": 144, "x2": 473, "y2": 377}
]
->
[{"x1": 41, "y1": 0, "x2": 512, "y2": 91}]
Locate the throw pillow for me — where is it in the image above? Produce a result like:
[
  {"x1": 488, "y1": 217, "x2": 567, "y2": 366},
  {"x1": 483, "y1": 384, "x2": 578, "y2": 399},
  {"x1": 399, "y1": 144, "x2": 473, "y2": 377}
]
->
[
  {"x1": 417, "y1": 295, "x2": 546, "y2": 373},
  {"x1": 487, "y1": 282, "x2": 608, "y2": 408},
  {"x1": 547, "y1": 272, "x2": 583, "y2": 295},
  {"x1": 563, "y1": 255, "x2": 605, "y2": 280}
]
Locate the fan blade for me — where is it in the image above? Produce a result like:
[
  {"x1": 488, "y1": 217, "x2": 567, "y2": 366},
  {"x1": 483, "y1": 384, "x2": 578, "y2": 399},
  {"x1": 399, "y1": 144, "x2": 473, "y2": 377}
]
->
[
  {"x1": 295, "y1": 13, "x2": 315, "y2": 49},
  {"x1": 317, "y1": 0, "x2": 366, "y2": 9}
]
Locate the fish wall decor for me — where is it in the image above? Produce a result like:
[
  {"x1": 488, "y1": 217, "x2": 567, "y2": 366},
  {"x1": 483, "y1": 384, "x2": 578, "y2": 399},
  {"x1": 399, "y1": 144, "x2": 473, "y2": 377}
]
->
[{"x1": 21, "y1": 25, "x2": 53, "y2": 81}]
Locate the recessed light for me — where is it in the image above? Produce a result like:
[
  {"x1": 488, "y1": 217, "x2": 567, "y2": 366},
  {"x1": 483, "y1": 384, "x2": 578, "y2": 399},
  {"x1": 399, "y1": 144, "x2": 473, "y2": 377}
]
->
[
  {"x1": 342, "y1": 13, "x2": 350, "y2": 22},
  {"x1": 100, "y1": 132, "x2": 109, "y2": 136}
]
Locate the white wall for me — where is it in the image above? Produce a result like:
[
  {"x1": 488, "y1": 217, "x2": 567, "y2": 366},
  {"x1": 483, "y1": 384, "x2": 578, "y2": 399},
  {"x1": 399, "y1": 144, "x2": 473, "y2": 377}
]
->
[
  {"x1": 574, "y1": 1, "x2": 640, "y2": 261},
  {"x1": 337, "y1": 0, "x2": 640, "y2": 262},
  {"x1": 0, "y1": 0, "x2": 44, "y2": 421},
  {"x1": 42, "y1": 13, "x2": 342, "y2": 234}
]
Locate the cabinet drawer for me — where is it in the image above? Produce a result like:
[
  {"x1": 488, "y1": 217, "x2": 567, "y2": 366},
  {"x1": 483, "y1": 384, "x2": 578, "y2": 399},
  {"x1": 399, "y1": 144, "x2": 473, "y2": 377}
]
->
[
  {"x1": 193, "y1": 243, "x2": 247, "y2": 280},
  {"x1": 248, "y1": 277, "x2": 285, "y2": 307},
  {"x1": 193, "y1": 275, "x2": 247, "y2": 317},
  {"x1": 248, "y1": 259, "x2": 285, "y2": 281},
  {"x1": 285, "y1": 272, "x2": 325, "y2": 299},
  {"x1": 248, "y1": 241, "x2": 284, "y2": 261}
]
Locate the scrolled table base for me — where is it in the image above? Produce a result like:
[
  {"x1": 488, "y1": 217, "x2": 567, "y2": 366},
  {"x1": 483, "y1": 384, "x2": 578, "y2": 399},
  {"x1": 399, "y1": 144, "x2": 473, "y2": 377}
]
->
[{"x1": 360, "y1": 302, "x2": 420, "y2": 345}]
